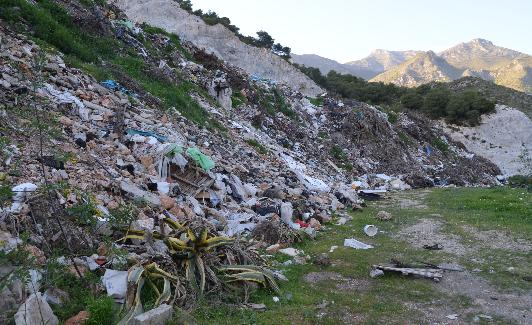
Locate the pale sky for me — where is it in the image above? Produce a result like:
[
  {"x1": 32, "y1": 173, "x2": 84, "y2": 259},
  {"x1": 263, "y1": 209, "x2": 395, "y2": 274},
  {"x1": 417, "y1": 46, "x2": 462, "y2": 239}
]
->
[{"x1": 190, "y1": 0, "x2": 531, "y2": 63}]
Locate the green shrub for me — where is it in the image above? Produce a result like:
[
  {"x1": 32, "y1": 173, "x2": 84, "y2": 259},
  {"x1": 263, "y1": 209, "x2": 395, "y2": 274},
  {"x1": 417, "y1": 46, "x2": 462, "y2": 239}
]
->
[
  {"x1": 400, "y1": 92, "x2": 424, "y2": 110},
  {"x1": 508, "y1": 175, "x2": 532, "y2": 190},
  {"x1": 308, "y1": 97, "x2": 324, "y2": 107},
  {"x1": 431, "y1": 137, "x2": 449, "y2": 152},
  {"x1": 245, "y1": 139, "x2": 268, "y2": 155},
  {"x1": 231, "y1": 92, "x2": 248, "y2": 108},
  {"x1": 423, "y1": 88, "x2": 451, "y2": 118},
  {"x1": 387, "y1": 111, "x2": 398, "y2": 124},
  {"x1": 85, "y1": 296, "x2": 117, "y2": 325}
]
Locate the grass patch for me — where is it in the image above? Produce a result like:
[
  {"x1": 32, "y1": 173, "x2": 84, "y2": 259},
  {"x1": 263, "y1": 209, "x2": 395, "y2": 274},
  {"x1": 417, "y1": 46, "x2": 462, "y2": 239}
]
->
[
  {"x1": 231, "y1": 91, "x2": 248, "y2": 108},
  {"x1": 431, "y1": 137, "x2": 449, "y2": 152},
  {"x1": 112, "y1": 56, "x2": 210, "y2": 125},
  {"x1": 308, "y1": 96, "x2": 324, "y2": 107},
  {"x1": 245, "y1": 139, "x2": 268, "y2": 155},
  {"x1": 426, "y1": 187, "x2": 531, "y2": 235},
  {"x1": 191, "y1": 187, "x2": 530, "y2": 323}
]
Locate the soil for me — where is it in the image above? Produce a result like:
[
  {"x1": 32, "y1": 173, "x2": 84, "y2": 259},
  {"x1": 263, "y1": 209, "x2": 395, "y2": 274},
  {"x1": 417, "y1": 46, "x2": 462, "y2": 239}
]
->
[{"x1": 397, "y1": 218, "x2": 532, "y2": 323}]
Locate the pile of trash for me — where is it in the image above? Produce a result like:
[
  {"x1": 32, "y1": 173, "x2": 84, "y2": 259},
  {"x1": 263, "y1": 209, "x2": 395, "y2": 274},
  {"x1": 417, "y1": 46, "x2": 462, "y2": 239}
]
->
[
  {"x1": 0, "y1": 18, "x2": 358, "y2": 323},
  {"x1": 0, "y1": 1, "x2": 504, "y2": 322}
]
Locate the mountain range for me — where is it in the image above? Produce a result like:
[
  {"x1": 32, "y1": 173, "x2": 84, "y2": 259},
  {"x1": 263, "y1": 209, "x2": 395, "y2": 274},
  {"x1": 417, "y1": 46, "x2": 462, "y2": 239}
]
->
[{"x1": 292, "y1": 39, "x2": 532, "y2": 93}]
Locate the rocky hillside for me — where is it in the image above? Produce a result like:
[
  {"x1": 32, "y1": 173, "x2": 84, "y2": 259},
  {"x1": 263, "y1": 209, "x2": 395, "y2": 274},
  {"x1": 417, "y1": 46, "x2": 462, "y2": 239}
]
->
[
  {"x1": 370, "y1": 51, "x2": 462, "y2": 87},
  {"x1": 296, "y1": 39, "x2": 531, "y2": 93},
  {"x1": 439, "y1": 38, "x2": 527, "y2": 70},
  {"x1": 345, "y1": 49, "x2": 421, "y2": 75},
  {"x1": 292, "y1": 50, "x2": 420, "y2": 80},
  {"x1": 110, "y1": 0, "x2": 323, "y2": 97},
  {"x1": 372, "y1": 39, "x2": 532, "y2": 92},
  {"x1": 291, "y1": 54, "x2": 376, "y2": 79}
]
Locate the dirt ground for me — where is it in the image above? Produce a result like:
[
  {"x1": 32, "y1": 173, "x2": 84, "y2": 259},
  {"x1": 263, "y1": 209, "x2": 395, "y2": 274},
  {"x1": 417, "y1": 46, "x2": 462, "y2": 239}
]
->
[{"x1": 389, "y1": 191, "x2": 532, "y2": 324}]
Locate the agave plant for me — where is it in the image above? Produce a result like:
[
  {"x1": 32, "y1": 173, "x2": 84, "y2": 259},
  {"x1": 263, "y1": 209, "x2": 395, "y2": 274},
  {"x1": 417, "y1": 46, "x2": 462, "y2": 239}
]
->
[
  {"x1": 218, "y1": 265, "x2": 280, "y2": 293},
  {"x1": 118, "y1": 262, "x2": 185, "y2": 325},
  {"x1": 120, "y1": 222, "x2": 233, "y2": 296},
  {"x1": 166, "y1": 228, "x2": 233, "y2": 295}
]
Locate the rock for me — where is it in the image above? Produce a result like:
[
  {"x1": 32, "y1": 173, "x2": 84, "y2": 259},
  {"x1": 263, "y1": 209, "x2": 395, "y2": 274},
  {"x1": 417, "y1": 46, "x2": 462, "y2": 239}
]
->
[
  {"x1": 140, "y1": 155, "x2": 154, "y2": 169},
  {"x1": 131, "y1": 304, "x2": 173, "y2": 325},
  {"x1": 376, "y1": 211, "x2": 392, "y2": 221},
  {"x1": 313, "y1": 253, "x2": 331, "y2": 267},
  {"x1": 370, "y1": 268, "x2": 385, "y2": 278},
  {"x1": 120, "y1": 180, "x2": 160, "y2": 206},
  {"x1": 65, "y1": 311, "x2": 90, "y2": 325},
  {"x1": 308, "y1": 218, "x2": 321, "y2": 229},
  {"x1": 278, "y1": 247, "x2": 300, "y2": 257},
  {"x1": 101, "y1": 269, "x2": 128, "y2": 303},
  {"x1": 14, "y1": 293, "x2": 59, "y2": 325},
  {"x1": 265, "y1": 244, "x2": 281, "y2": 254},
  {"x1": 43, "y1": 287, "x2": 69, "y2": 305},
  {"x1": 25, "y1": 245, "x2": 46, "y2": 265}
]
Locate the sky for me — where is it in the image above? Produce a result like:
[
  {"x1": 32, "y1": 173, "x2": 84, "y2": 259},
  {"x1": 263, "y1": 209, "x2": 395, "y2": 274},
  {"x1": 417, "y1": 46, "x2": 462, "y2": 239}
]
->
[{"x1": 190, "y1": 0, "x2": 531, "y2": 63}]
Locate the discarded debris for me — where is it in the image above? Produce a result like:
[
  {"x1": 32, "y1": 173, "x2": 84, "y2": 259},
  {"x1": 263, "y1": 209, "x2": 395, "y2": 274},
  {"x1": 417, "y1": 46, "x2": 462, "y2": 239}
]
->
[
  {"x1": 344, "y1": 238, "x2": 374, "y2": 249},
  {"x1": 363, "y1": 225, "x2": 378, "y2": 237},
  {"x1": 423, "y1": 243, "x2": 444, "y2": 250},
  {"x1": 372, "y1": 265, "x2": 443, "y2": 281}
]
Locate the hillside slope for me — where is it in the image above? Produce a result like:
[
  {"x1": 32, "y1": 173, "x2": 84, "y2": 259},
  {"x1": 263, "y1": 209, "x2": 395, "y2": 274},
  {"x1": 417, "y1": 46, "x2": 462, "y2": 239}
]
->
[
  {"x1": 291, "y1": 54, "x2": 376, "y2": 79},
  {"x1": 346, "y1": 49, "x2": 421, "y2": 74},
  {"x1": 439, "y1": 38, "x2": 527, "y2": 70},
  {"x1": 370, "y1": 51, "x2": 462, "y2": 87},
  {"x1": 110, "y1": 0, "x2": 323, "y2": 96}
]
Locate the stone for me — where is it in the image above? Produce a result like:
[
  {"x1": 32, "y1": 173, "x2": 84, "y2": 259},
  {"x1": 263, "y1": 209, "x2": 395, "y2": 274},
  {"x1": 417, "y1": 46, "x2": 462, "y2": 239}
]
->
[
  {"x1": 265, "y1": 244, "x2": 281, "y2": 254},
  {"x1": 120, "y1": 180, "x2": 160, "y2": 206},
  {"x1": 43, "y1": 287, "x2": 69, "y2": 305},
  {"x1": 279, "y1": 247, "x2": 300, "y2": 257},
  {"x1": 308, "y1": 218, "x2": 321, "y2": 229},
  {"x1": 14, "y1": 293, "x2": 59, "y2": 325},
  {"x1": 370, "y1": 268, "x2": 384, "y2": 278},
  {"x1": 376, "y1": 211, "x2": 392, "y2": 221},
  {"x1": 313, "y1": 253, "x2": 331, "y2": 267},
  {"x1": 131, "y1": 304, "x2": 173, "y2": 325},
  {"x1": 160, "y1": 195, "x2": 175, "y2": 210},
  {"x1": 140, "y1": 155, "x2": 154, "y2": 169},
  {"x1": 25, "y1": 245, "x2": 46, "y2": 265},
  {"x1": 65, "y1": 310, "x2": 90, "y2": 325}
]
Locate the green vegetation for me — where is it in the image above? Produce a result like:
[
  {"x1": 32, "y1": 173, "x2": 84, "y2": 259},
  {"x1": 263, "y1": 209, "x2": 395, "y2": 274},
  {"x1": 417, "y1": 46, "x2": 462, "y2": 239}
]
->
[
  {"x1": 0, "y1": 0, "x2": 216, "y2": 126},
  {"x1": 175, "y1": 0, "x2": 291, "y2": 59},
  {"x1": 431, "y1": 137, "x2": 449, "y2": 152},
  {"x1": 231, "y1": 91, "x2": 248, "y2": 108},
  {"x1": 308, "y1": 96, "x2": 324, "y2": 107},
  {"x1": 246, "y1": 139, "x2": 269, "y2": 155},
  {"x1": 330, "y1": 145, "x2": 353, "y2": 171},
  {"x1": 191, "y1": 187, "x2": 530, "y2": 323},
  {"x1": 507, "y1": 175, "x2": 532, "y2": 191},
  {"x1": 256, "y1": 88, "x2": 296, "y2": 118},
  {"x1": 296, "y1": 65, "x2": 496, "y2": 126}
]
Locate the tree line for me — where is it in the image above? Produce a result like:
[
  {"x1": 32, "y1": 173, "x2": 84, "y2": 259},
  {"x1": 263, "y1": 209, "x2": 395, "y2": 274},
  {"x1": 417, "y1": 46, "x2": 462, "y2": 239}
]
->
[
  {"x1": 176, "y1": 0, "x2": 291, "y2": 59},
  {"x1": 296, "y1": 66, "x2": 495, "y2": 125}
]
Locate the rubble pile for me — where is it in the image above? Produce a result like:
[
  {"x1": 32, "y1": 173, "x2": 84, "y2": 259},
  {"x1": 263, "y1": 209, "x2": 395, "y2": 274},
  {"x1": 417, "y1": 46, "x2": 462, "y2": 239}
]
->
[{"x1": 0, "y1": 1, "x2": 503, "y2": 322}]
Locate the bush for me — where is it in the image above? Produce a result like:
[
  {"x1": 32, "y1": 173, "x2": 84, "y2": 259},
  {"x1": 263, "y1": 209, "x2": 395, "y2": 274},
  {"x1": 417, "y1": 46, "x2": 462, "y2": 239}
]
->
[
  {"x1": 85, "y1": 296, "x2": 117, "y2": 325},
  {"x1": 508, "y1": 175, "x2": 532, "y2": 190},
  {"x1": 400, "y1": 92, "x2": 424, "y2": 110},
  {"x1": 423, "y1": 88, "x2": 451, "y2": 118},
  {"x1": 446, "y1": 91, "x2": 495, "y2": 125},
  {"x1": 431, "y1": 137, "x2": 449, "y2": 152}
]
